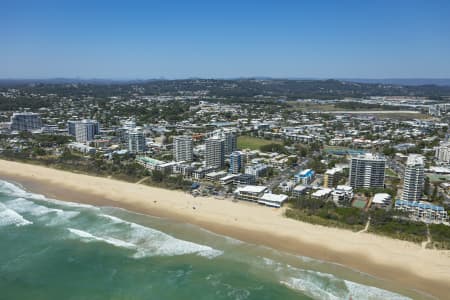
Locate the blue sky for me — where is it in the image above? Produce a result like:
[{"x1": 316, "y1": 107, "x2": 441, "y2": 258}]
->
[{"x1": 1, "y1": 0, "x2": 450, "y2": 79}]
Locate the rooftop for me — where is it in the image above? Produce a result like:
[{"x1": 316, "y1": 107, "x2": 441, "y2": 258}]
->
[
  {"x1": 406, "y1": 154, "x2": 424, "y2": 166},
  {"x1": 235, "y1": 185, "x2": 268, "y2": 194},
  {"x1": 372, "y1": 193, "x2": 391, "y2": 204},
  {"x1": 352, "y1": 153, "x2": 386, "y2": 161},
  {"x1": 395, "y1": 200, "x2": 445, "y2": 211}
]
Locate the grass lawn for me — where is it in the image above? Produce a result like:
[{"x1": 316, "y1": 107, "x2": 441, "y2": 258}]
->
[{"x1": 237, "y1": 135, "x2": 281, "y2": 150}]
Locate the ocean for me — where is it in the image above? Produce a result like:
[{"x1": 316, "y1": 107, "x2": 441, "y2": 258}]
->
[{"x1": 0, "y1": 180, "x2": 428, "y2": 300}]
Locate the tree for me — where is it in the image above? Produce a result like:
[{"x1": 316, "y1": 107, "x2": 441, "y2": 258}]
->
[
  {"x1": 152, "y1": 170, "x2": 164, "y2": 182},
  {"x1": 424, "y1": 177, "x2": 430, "y2": 196},
  {"x1": 259, "y1": 143, "x2": 287, "y2": 154},
  {"x1": 432, "y1": 184, "x2": 438, "y2": 201}
]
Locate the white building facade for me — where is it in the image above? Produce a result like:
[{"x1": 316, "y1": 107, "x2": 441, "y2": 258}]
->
[
  {"x1": 173, "y1": 136, "x2": 193, "y2": 162},
  {"x1": 10, "y1": 112, "x2": 43, "y2": 132},
  {"x1": 349, "y1": 153, "x2": 386, "y2": 189},
  {"x1": 205, "y1": 137, "x2": 225, "y2": 169},
  {"x1": 402, "y1": 154, "x2": 424, "y2": 201}
]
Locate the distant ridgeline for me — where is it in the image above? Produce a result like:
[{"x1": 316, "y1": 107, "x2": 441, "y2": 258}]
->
[{"x1": 0, "y1": 79, "x2": 450, "y2": 108}]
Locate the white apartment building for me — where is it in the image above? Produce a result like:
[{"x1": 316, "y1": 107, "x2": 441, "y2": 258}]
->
[
  {"x1": 10, "y1": 112, "x2": 43, "y2": 132},
  {"x1": 213, "y1": 129, "x2": 237, "y2": 155},
  {"x1": 173, "y1": 136, "x2": 193, "y2": 162},
  {"x1": 349, "y1": 153, "x2": 386, "y2": 189},
  {"x1": 402, "y1": 154, "x2": 424, "y2": 201},
  {"x1": 245, "y1": 164, "x2": 268, "y2": 179},
  {"x1": 229, "y1": 151, "x2": 243, "y2": 174},
  {"x1": 435, "y1": 142, "x2": 450, "y2": 164},
  {"x1": 72, "y1": 119, "x2": 100, "y2": 143},
  {"x1": 128, "y1": 129, "x2": 146, "y2": 153},
  {"x1": 205, "y1": 137, "x2": 225, "y2": 169}
]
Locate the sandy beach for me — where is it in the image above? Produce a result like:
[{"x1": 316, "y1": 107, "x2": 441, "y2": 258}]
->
[{"x1": 0, "y1": 160, "x2": 449, "y2": 299}]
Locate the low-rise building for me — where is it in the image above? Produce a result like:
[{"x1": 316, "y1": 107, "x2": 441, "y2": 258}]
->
[
  {"x1": 311, "y1": 188, "x2": 332, "y2": 200},
  {"x1": 294, "y1": 169, "x2": 315, "y2": 185},
  {"x1": 278, "y1": 180, "x2": 296, "y2": 193},
  {"x1": 219, "y1": 174, "x2": 239, "y2": 185},
  {"x1": 292, "y1": 185, "x2": 311, "y2": 197},
  {"x1": 233, "y1": 174, "x2": 256, "y2": 186},
  {"x1": 234, "y1": 185, "x2": 268, "y2": 202},
  {"x1": 245, "y1": 164, "x2": 268, "y2": 178},
  {"x1": 156, "y1": 161, "x2": 178, "y2": 174},
  {"x1": 395, "y1": 200, "x2": 448, "y2": 224},
  {"x1": 136, "y1": 156, "x2": 165, "y2": 170},
  {"x1": 205, "y1": 170, "x2": 228, "y2": 181},
  {"x1": 173, "y1": 164, "x2": 194, "y2": 177},
  {"x1": 258, "y1": 193, "x2": 288, "y2": 208},
  {"x1": 371, "y1": 193, "x2": 392, "y2": 209},
  {"x1": 331, "y1": 185, "x2": 354, "y2": 206},
  {"x1": 67, "y1": 142, "x2": 96, "y2": 154},
  {"x1": 323, "y1": 168, "x2": 341, "y2": 188}
]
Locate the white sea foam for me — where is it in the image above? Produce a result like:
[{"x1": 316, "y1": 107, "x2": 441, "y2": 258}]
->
[
  {"x1": 6, "y1": 197, "x2": 63, "y2": 216},
  {"x1": 0, "y1": 180, "x2": 30, "y2": 198},
  {"x1": 282, "y1": 272, "x2": 411, "y2": 300},
  {"x1": 43, "y1": 197, "x2": 97, "y2": 209},
  {"x1": 99, "y1": 214, "x2": 223, "y2": 259},
  {"x1": 259, "y1": 254, "x2": 411, "y2": 300},
  {"x1": 0, "y1": 180, "x2": 96, "y2": 210},
  {"x1": 344, "y1": 280, "x2": 411, "y2": 300},
  {"x1": 196, "y1": 226, "x2": 243, "y2": 245},
  {"x1": 99, "y1": 214, "x2": 125, "y2": 223},
  {"x1": 4, "y1": 197, "x2": 80, "y2": 225},
  {"x1": 68, "y1": 228, "x2": 136, "y2": 249},
  {"x1": 0, "y1": 204, "x2": 33, "y2": 227}
]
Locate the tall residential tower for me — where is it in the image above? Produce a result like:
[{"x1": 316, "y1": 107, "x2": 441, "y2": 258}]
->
[
  {"x1": 402, "y1": 154, "x2": 424, "y2": 202},
  {"x1": 205, "y1": 137, "x2": 225, "y2": 169},
  {"x1": 349, "y1": 153, "x2": 386, "y2": 189},
  {"x1": 173, "y1": 136, "x2": 193, "y2": 162},
  {"x1": 69, "y1": 119, "x2": 100, "y2": 143},
  {"x1": 128, "y1": 128, "x2": 146, "y2": 154},
  {"x1": 10, "y1": 112, "x2": 43, "y2": 132}
]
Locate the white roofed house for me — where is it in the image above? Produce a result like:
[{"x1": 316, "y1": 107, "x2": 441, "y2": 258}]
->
[
  {"x1": 219, "y1": 174, "x2": 239, "y2": 186},
  {"x1": 331, "y1": 185, "x2": 354, "y2": 206},
  {"x1": 292, "y1": 185, "x2": 311, "y2": 198},
  {"x1": 371, "y1": 193, "x2": 392, "y2": 209},
  {"x1": 278, "y1": 180, "x2": 296, "y2": 193},
  {"x1": 311, "y1": 188, "x2": 332, "y2": 200},
  {"x1": 258, "y1": 193, "x2": 288, "y2": 208}
]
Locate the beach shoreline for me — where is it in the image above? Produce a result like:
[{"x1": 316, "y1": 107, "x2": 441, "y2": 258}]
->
[{"x1": 0, "y1": 160, "x2": 449, "y2": 299}]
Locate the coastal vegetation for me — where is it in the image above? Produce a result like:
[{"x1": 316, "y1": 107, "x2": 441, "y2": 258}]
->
[
  {"x1": 367, "y1": 210, "x2": 428, "y2": 243},
  {"x1": 286, "y1": 197, "x2": 367, "y2": 231},
  {"x1": 429, "y1": 224, "x2": 450, "y2": 249},
  {"x1": 285, "y1": 196, "x2": 445, "y2": 246}
]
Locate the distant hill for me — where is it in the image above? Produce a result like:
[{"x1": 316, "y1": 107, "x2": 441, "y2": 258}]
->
[
  {"x1": 1, "y1": 78, "x2": 450, "y2": 99},
  {"x1": 0, "y1": 78, "x2": 149, "y2": 86},
  {"x1": 345, "y1": 78, "x2": 450, "y2": 87}
]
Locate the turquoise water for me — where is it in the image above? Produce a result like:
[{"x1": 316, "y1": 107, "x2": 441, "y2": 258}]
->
[{"x1": 0, "y1": 180, "x2": 427, "y2": 300}]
